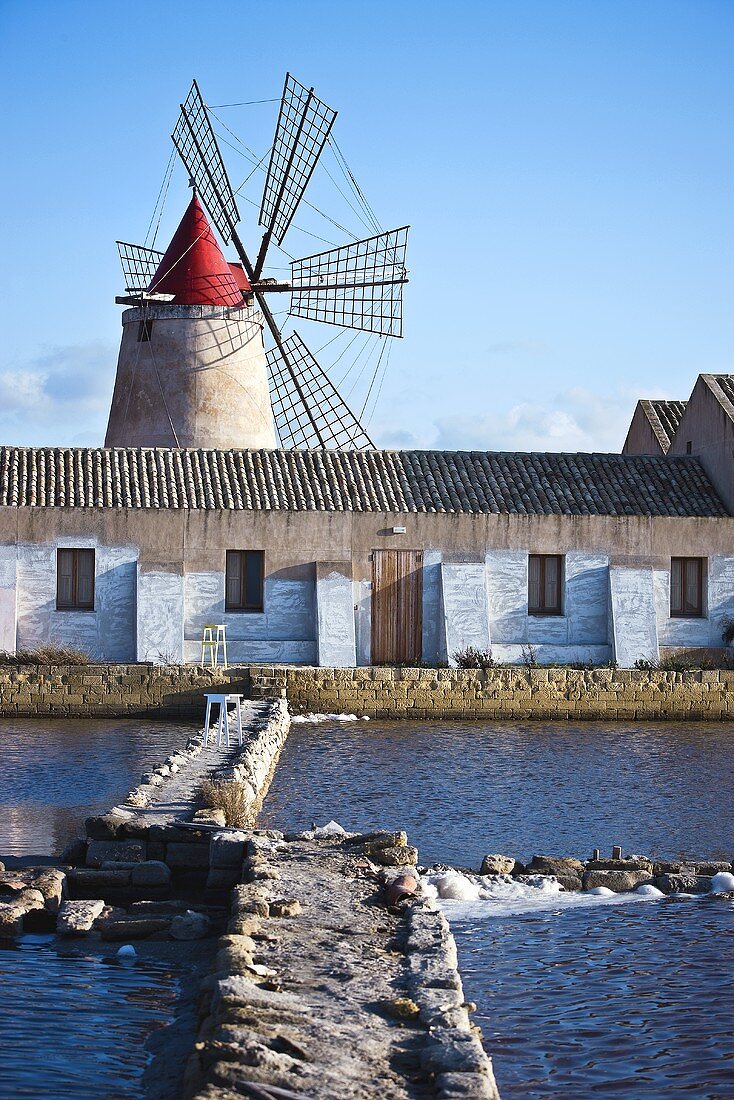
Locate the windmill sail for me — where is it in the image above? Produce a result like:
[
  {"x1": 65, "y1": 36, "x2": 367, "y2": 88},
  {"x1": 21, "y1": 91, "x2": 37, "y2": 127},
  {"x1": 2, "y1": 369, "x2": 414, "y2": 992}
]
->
[
  {"x1": 266, "y1": 332, "x2": 373, "y2": 449},
  {"x1": 289, "y1": 226, "x2": 409, "y2": 337},
  {"x1": 172, "y1": 80, "x2": 241, "y2": 244},
  {"x1": 258, "y1": 74, "x2": 337, "y2": 249},
  {"x1": 116, "y1": 242, "x2": 165, "y2": 295}
]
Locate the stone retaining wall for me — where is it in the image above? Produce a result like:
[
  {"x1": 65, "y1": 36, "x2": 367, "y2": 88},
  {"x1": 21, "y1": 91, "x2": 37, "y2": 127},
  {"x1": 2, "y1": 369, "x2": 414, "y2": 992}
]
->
[
  {"x1": 249, "y1": 666, "x2": 734, "y2": 720},
  {"x1": 1, "y1": 662, "x2": 733, "y2": 720},
  {"x1": 0, "y1": 663, "x2": 250, "y2": 717}
]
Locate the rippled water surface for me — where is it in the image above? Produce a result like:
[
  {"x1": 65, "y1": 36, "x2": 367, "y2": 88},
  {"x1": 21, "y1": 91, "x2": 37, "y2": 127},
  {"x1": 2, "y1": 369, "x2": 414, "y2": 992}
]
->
[
  {"x1": 261, "y1": 719, "x2": 734, "y2": 865},
  {"x1": 454, "y1": 898, "x2": 734, "y2": 1098},
  {"x1": 0, "y1": 935, "x2": 180, "y2": 1099},
  {"x1": 262, "y1": 718, "x2": 734, "y2": 1097},
  {"x1": 0, "y1": 718, "x2": 197, "y2": 857}
]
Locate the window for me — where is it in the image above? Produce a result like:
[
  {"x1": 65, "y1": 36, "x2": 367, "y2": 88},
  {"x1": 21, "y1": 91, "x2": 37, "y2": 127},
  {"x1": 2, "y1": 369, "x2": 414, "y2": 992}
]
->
[
  {"x1": 225, "y1": 550, "x2": 264, "y2": 612},
  {"x1": 137, "y1": 319, "x2": 153, "y2": 342},
  {"x1": 670, "y1": 557, "x2": 704, "y2": 618},
  {"x1": 685, "y1": 440, "x2": 692, "y2": 455},
  {"x1": 56, "y1": 549, "x2": 95, "y2": 610},
  {"x1": 528, "y1": 554, "x2": 563, "y2": 615}
]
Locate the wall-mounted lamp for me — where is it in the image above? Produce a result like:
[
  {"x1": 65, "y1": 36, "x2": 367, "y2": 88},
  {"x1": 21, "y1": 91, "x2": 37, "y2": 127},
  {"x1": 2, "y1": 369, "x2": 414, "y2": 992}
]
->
[{"x1": 391, "y1": 526, "x2": 407, "y2": 534}]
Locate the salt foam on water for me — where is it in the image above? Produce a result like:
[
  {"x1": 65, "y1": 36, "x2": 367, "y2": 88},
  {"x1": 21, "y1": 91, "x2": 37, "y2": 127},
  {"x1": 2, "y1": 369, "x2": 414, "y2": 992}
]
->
[
  {"x1": 421, "y1": 868, "x2": 666, "y2": 918},
  {"x1": 291, "y1": 713, "x2": 370, "y2": 724}
]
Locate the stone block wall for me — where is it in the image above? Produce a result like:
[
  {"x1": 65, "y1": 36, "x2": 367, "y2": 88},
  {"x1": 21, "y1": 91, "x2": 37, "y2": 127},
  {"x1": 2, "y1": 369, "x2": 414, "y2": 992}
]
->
[
  {"x1": 248, "y1": 665, "x2": 734, "y2": 721},
  {"x1": 0, "y1": 663, "x2": 250, "y2": 718},
  {"x1": 0, "y1": 662, "x2": 732, "y2": 720}
]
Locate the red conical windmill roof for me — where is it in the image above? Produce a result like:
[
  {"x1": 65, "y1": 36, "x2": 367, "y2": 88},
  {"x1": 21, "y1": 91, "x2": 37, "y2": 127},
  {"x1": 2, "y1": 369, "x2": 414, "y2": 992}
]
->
[{"x1": 148, "y1": 194, "x2": 248, "y2": 306}]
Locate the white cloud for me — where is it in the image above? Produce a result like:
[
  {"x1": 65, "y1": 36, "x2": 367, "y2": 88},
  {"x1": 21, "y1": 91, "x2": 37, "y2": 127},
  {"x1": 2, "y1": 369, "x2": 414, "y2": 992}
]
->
[
  {"x1": 0, "y1": 341, "x2": 115, "y2": 446},
  {"x1": 431, "y1": 385, "x2": 669, "y2": 453}
]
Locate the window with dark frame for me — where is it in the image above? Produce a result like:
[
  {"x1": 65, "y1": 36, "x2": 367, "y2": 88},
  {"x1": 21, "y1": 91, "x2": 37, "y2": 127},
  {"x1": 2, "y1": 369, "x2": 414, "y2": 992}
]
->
[
  {"x1": 528, "y1": 554, "x2": 563, "y2": 615},
  {"x1": 56, "y1": 548, "x2": 95, "y2": 611},
  {"x1": 225, "y1": 550, "x2": 264, "y2": 612},
  {"x1": 670, "y1": 557, "x2": 705, "y2": 618}
]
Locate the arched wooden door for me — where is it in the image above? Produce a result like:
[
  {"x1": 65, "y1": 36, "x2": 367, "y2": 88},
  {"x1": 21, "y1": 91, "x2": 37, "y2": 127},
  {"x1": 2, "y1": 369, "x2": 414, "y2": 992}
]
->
[{"x1": 371, "y1": 549, "x2": 423, "y2": 664}]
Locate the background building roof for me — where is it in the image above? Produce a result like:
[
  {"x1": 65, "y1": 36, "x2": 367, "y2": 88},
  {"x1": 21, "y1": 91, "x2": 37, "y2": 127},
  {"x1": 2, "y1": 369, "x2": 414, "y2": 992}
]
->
[{"x1": 0, "y1": 447, "x2": 727, "y2": 516}]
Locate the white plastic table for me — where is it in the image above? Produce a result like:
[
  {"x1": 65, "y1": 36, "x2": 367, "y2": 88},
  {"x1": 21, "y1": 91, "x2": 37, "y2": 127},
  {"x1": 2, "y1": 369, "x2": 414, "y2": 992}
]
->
[{"x1": 202, "y1": 693, "x2": 244, "y2": 748}]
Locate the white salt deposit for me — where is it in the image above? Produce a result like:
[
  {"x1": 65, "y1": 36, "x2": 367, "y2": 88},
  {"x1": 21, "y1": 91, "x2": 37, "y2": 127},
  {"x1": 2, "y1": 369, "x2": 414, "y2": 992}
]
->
[
  {"x1": 421, "y1": 867, "x2": 666, "y2": 918},
  {"x1": 711, "y1": 871, "x2": 734, "y2": 892},
  {"x1": 312, "y1": 820, "x2": 347, "y2": 837},
  {"x1": 635, "y1": 884, "x2": 665, "y2": 898},
  {"x1": 291, "y1": 713, "x2": 370, "y2": 724}
]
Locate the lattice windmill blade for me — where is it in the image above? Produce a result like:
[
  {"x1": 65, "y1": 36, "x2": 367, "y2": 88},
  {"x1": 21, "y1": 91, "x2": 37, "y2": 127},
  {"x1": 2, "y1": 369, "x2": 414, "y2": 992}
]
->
[
  {"x1": 289, "y1": 226, "x2": 409, "y2": 337},
  {"x1": 265, "y1": 332, "x2": 373, "y2": 449},
  {"x1": 116, "y1": 242, "x2": 165, "y2": 295},
  {"x1": 172, "y1": 80, "x2": 241, "y2": 244},
  {"x1": 253, "y1": 74, "x2": 337, "y2": 279}
]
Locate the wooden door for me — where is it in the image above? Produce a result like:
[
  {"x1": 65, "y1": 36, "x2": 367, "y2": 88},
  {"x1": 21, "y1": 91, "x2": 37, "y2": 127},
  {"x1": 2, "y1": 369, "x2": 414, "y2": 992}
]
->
[{"x1": 371, "y1": 549, "x2": 423, "y2": 664}]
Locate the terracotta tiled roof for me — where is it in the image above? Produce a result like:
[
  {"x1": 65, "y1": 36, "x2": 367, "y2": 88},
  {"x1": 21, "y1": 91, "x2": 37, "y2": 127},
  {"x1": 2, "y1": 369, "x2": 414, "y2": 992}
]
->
[
  {"x1": 0, "y1": 447, "x2": 727, "y2": 516},
  {"x1": 645, "y1": 399, "x2": 687, "y2": 451}
]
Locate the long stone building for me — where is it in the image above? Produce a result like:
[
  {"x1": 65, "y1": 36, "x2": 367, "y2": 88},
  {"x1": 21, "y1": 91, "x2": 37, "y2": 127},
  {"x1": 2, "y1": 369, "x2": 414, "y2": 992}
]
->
[{"x1": 1, "y1": 199, "x2": 732, "y2": 669}]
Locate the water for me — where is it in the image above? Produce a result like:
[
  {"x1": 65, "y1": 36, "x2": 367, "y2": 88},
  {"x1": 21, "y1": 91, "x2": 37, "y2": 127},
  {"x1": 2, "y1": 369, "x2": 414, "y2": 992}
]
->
[
  {"x1": 261, "y1": 719, "x2": 734, "y2": 1098},
  {"x1": 454, "y1": 899, "x2": 734, "y2": 1098},
  {"x1": 0, "y1": 935, "x2": 180, "y2": 1099},
  {"x1": 0, "y1": 718, "x2": 197, "y2": 858},
  {"x1": 261, "y1": 719, "x2": 734, "y2": 865}
]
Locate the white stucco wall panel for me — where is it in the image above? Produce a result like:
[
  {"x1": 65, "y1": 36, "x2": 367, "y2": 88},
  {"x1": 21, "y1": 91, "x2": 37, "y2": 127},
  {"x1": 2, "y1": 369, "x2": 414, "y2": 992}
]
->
[
  {"x1": 0, "y1": 546, "x2": 17, "y2": 653},
  {"x1": 137, "y1": 569, "x2": 184, "y2": 663},
  {"x1": 609, "y1": 567, "x2": 658, "y2": 666},
  {"x1": 441, "y1": 562, "x2": 491, "y2": 663},
  {"x1": 16, "y1": 541, "x2": 137, "y2": 661},
  {"x1": 421, "y1": 550, "x2": 443, "y2": 665},
  {"x1": 491, "y1": 644, "x2": 612, "y2": 665},
  {"x1": 566, "y1": 552, "x2": 609, "y2": 645},
  {"x1": 485, "y1": 551, "x2": 528, "y2": 644},
  {"x1": 315, "y1": 565, "x2": 356, "y2": 668}
]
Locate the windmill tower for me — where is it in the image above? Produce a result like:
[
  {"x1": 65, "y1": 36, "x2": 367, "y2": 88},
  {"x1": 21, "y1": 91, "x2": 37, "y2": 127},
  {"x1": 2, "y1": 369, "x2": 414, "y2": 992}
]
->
[
  {"x1": 106, "y1": 192, "x2": 275, "y2": 448},
  {"x1": 109, "y1": 75, "x2": 409, "y2": 450}
]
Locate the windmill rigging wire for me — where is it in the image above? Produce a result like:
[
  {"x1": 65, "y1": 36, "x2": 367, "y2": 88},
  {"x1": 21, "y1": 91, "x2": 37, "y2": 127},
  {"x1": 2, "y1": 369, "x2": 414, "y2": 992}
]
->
[
  {"x1": 345, "y1": 334, "x2": 382, "y2": 399},
  {"x1": 328, "y1": 135, "x2": 383, "y2": 234},
  {"x1": 327, "y1": 330, "x2": 363, "y2": 378},
  {"x1": 363, "y1": 294, "x2": 402, "y2": 422},
  {"x1": 144, "y1": 148, "x2": 176, "y2": 247},
  {"x1": 360, "y1": 336, "x2": 389, "y2": 421},
  {"x1": 207, "y1": 98, "x2": 280, "y2": 108},
  {"x1": 363, "y1": 337, "x2": 393, "y2": 425}
]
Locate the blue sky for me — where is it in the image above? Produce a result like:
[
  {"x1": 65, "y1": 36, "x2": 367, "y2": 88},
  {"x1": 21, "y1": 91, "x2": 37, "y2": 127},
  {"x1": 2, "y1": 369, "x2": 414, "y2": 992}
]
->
[{"x1": 0, "y1": 0, "x2": 732, "y2": 451}]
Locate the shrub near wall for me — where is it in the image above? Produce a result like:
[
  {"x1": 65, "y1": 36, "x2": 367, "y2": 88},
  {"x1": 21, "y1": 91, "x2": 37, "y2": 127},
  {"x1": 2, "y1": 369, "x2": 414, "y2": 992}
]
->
[
  {"x1": 248, "y1": 666, "x2": 734, "y2": 721},
  {"x1": 0, "y1": 664, "x2": 250, "y2": 718}
]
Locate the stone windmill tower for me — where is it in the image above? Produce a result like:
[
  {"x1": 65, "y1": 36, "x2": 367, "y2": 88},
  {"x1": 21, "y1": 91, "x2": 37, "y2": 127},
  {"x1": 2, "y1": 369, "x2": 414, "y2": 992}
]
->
[
  {"x1": 109, "y1": 75, "x2": 409, "y2": 451},
  {"x1": 106, "y1": 192, "x2": 275, "y2": 449}
]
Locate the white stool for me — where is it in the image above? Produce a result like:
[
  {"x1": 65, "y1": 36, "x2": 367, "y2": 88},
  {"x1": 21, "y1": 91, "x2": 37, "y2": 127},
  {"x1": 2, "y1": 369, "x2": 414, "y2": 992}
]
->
[
  {"x1": 201, "y1": 624, "x2": 228, "y2": 668},
  {"x1": 202, "y1": 693, "x2": 244, "y2": 749}
]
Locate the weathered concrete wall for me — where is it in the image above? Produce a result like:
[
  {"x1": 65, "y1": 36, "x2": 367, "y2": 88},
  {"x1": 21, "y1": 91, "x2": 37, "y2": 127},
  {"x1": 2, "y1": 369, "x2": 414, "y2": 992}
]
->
[
  {"x1": 669, "y1": 376, "x2": 734, "y2": 513},
  {"x1": 1, "y1": 508, "x2": 733, "y2": 666},
  {"x1": 249, "y1": 665, "x2": 734, "y2": 720},
  {"x1": 0, "y1": 544, "x2": 17, "y2": 653}
]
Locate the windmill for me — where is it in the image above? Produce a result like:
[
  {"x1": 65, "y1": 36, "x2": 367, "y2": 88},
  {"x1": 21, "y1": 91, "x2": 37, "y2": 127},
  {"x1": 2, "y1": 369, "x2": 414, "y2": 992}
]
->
[{"x1": 115, "y1": 75, "x2": 409, "y2": 450}]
